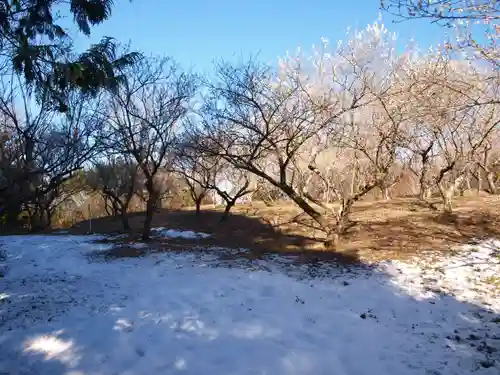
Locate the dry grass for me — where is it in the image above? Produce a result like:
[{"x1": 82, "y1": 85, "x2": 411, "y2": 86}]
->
[{"x1": 66, "y1": 195, "x2": 500, "y2": 263}]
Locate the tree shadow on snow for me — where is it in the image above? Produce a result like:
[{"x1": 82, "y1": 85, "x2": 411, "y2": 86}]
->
[
  {"x1": 0, "y1": 236, "x2": 499, "y2": 375},
  {"x1": 72, "y1": 208, "x2": 364, "y2": 265}
]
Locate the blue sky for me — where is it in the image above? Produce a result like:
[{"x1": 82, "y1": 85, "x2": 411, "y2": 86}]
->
[{"x1": 69, "y1": 0, "x2": 449, "y2": 73}]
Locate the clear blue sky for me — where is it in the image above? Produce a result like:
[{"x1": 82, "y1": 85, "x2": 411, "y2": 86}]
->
[{"x1": 70, "y1": 0, "x2": 448, "y2": 74}]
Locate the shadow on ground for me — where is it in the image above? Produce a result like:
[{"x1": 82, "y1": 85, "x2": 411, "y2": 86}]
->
[
  {"x1": 69, "y1": 208, "x2": 361, "y2": 264},
  {"x1": 66, "y1": 196, "x2": 500, "y2": 262}
]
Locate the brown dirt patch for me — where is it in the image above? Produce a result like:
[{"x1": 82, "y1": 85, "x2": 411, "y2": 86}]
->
[{"x1": 66, "y1": 195, "x2": 500, "y2": 263}]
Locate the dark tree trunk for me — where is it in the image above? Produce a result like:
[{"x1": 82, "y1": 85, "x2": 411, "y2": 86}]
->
[
  {"x1": 195, "y1": 198, "x2": 203, "y2": 215},
  {"x1": 142, "y1": 192, "x2": 157, "y2": 241},
  {"x1": 30, "y1": 206, "x2": 51, "y2": 232},
  {"x1": 112, "y1": 200, "x2": 120, "y2": 217},
  {"x1": 278, "y1": 183, "x2": 339, "y2": 248},
  {"x1": 45, "y1": 208, "x2": 53, "y2": 229},
  {"x1": 279, "y1": 184, "x2": 329, "y2": 228},
  {"x1": 142, "y1": 197, "x2": 155, "y2": 241},
  {"x1": 418, "y1": 146, "x2": 433, "y2": 202},
  {"x1": 120, "y1": 209, "x2": 130, "y2": 231},
  {"x1": 220, "y1": 200, "x2": 236, "y2": 222},
  {"x1": 324, "y1": 197, "x2": 357, "y2": 249}
]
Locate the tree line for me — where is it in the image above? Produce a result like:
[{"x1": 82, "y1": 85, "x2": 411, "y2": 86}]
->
[{"x1": 0, "y1": 0, "x2": 498, "y2": 246}]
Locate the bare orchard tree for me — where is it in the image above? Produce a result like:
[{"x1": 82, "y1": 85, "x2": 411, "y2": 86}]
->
[
  {"x1": 211, "y1": 160, "x2": 254, "y2": 221},
  {"x1": 172, "y1": 139, "x2": 212, "y2": 215},
  {"x1": 87, "y1": 155, "x2": 142, "y2": 230},
  {"x1": 385, "y1": 5, "x2": 500, "y2": 201},
  {"x1": 105, "y1": 56, "x2": 197, "y2": 240},
  {"x1": 195, "y1": 59, "x2": 356, "y2": 245},
  {"x1": 287, "y1": 21, "x2": 413, "y2": 245},
  {"x1": 404, "y1": 123, "x2": 439, "y2": 202},
  {"x1": 319, "y1": 96, "x2": 409, "y2": 241},
  {"x1": 381, "y1": 0, "x2": 499, "y2": 26},
  {"x1": 404, "y1": 54, "x2": 499, "y2": 212},
  {"x1": 174, "y1": 138, "x2": 253, "y2": 220},
  {"x1": 0, "y1": 76, "x2": 102, "y2": 230},
  {"x1": 399, "y1": 53, "x2": 444, "y2": 203},
  {"x1": 381, "y1": 1, "x2": 500, "y2": 71},
  {"x1": 475, "y1": 137, "x2": 500, "y2": 194},
  {"x1": 197, "y1": 21, "x2": 412, "y2": 247}
]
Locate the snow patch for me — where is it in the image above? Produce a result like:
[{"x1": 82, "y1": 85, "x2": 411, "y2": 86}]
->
[
  {"x1": 127, "y1": 242, "x2": 148, "y2": 249},
  {"x1": 152, "y1": 227, "x2": 212, "y2": 239},
  {"x1": 384, "y1": 239, "x2": 500, "y2": 310}
]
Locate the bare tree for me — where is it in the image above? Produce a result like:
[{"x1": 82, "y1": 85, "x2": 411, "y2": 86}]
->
[
  {"x1": 104, "y1": 56, "x2": 197, "y2": 240},
  {"x1": 87, "y1": 155, "x2": 142, "y2": 230},
  {"x1": 172, "y1": 139, "x2": 212, "y2": 215},
  {"x1": 381, "y1": 0, "x2": 499, "y2": 26},
  {"x1": 290, "y1": 22, "x2": 414, "y2": 244},
  {"x1": 403, "y1": 54, "x2": 499, "y2": 212},
  {"x1": 0, "y1": 75, "x2": 102, "y2": 229},
  {"x1": 211, "y1": 161, "x2": 254, "y2": 221},
  {"x1": 476, "y1": 139, "x2": 500, "y2": 194},
  {"x1": 253, "y1": 176, "x2": 286, "y2": 206},
  {"x1": 381, "y1": 0, "x2": 500, "y2": 69},
  {"x1": 195, "y1": 21, "x2": 411, "y2": 247},
  {"x1": 195, "y1": 59, "x2": 357, "y2": 245},
  {"x1": 174, "y1": 138, "x2": 253, "y2": 220}
]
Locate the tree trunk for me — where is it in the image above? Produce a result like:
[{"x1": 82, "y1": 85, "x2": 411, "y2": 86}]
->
[
  {"x1": 419, "y1": 180, "x2": 430, "y2": 201},
  {"x1": 120, "y1": 209, "x2": 130, "y2": 231},
  {"x1": 212, "y1": 191, "x2": 217, "y2": 208},
  {"x1": 426, "y1": 189, "x2": 432, "y2": 199},
  {"x1": 477, "y1": 164, "x2": 498, "y2": 195},
  {"x1": 459, "y1": 184, "x2": 465, "y2": 197},
  {"x1": 142, "y1": 197, "x2": 155, "y2": 241},
  {"x1": 350, "y1": 164, "x2": 357, "y2": 196},
  {"x1": 195, "y1": 198, "x2": 203, "y2": 215},
  {"x1": 45, "y1": 208, "x2": 53, "y2": 229},
  {"x1": 104, "y1": 196, "x2": 112, "y2": 216},
  {"x1": 220, "y1": 200, "x2": 235, "y2": 222},
  {"x1": 278, "y1": 183, "x2": 337, "y2": 247},
  {"x1": 418, "y1": 186, "x2": 426, "y2": 201},
  {"x1": 280, "y1": 184, "x2": 329, "y2": 225},
  {"x1": 382, "y1": 187, "x2": 391, "y2": 200},
  {"x1": 142, "y1": 194, "x2": 157, "y2": 241},
  {"x1": 112, "y1": 200, "x2": 120, "y2": 217},
  {"x1": 476, "y1": 169, "x2": 482, "y2": 195},
  {"x1": 486, "y1": 172, "x2": 497, "y2": 194},
  {"x1": 322, "y1": 196, "x2": 358, "y2": 249},
  {"x1": 418, "y1": 158, "x2": 433, "y2": 201},
  {"x1": 442, "y1": 193, "x2": 453, "y2": 213},
  {"x1": 30, "y1": 205, "x2": 50, "y2": 232},
  {"x1": 419, "y1": 186, "x2": 432, "y2": 201},
  {"x1": 438, "y1": 175, "x2": 465, "y2": 213}
]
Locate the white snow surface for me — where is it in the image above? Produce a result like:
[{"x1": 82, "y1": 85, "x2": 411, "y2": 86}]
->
[
  {"x1": 152, "y1": 227, "x2": 212, "y2": 239},
  {"x1": 0, "y1": 235, "x2": 499, "y2": 375}
]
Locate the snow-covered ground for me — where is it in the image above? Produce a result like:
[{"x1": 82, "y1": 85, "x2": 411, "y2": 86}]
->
[{"x1": 0, "y1": 234, "x2": 499, "y2": 375}]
